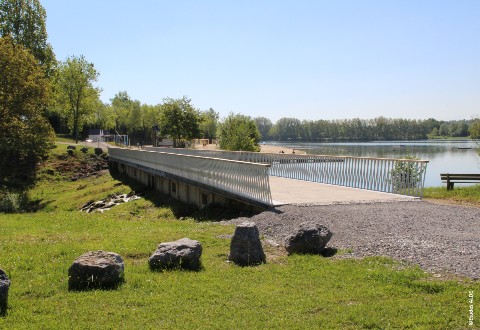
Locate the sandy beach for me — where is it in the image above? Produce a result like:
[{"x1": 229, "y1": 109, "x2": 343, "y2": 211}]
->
[{"x1": 200, "y1": 143, "x2": 305, "y2": 154}]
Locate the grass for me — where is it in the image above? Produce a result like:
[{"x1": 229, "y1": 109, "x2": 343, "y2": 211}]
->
[
  {"x1": 424, "y1": 184, "x2": 480, "y2": 206},
  {"x1": 0, "y1": 144, "x2": 479, "y2": 329}
]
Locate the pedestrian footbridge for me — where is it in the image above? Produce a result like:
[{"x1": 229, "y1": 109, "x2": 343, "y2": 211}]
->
[{"x1": 108, "y1": 147, "x2": 428, "y2": 209}]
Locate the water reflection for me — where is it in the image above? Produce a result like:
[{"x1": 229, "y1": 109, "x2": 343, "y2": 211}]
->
[{"x1": 266, "y1": 140, "x2": 480, "y2": 187}]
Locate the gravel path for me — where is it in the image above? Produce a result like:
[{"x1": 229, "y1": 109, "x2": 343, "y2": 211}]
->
[{"x1": 227, "y1": 201, "x2": 480, "y2": 279}]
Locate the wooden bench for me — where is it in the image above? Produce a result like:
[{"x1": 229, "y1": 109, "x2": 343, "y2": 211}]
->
[{"x1": 440, "y1": 173, "x2": 480, "y2": 190}]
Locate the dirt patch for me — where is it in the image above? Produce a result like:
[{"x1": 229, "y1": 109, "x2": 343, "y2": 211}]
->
[{"x1": 40, "y1": 152, "x2": 109, "y2": 181}]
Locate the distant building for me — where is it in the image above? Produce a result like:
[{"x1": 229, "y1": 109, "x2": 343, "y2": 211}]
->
[{"x1": 88, "y1": 129, "x2": 110, "y2": 142}]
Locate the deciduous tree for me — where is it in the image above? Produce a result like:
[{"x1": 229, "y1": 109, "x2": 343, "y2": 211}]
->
[
  {"x1": 217, "y1": 113, "x2": 260, "y2": 152},
  {"x1": 55, "y1": 55, "x2": 100, "y2": 143},
  {"x1": 0, "y1": 36, "x2": 54, "y2": 190},
  {"x1": 0, "y1": 0, "x2": 56, "y2": 75},
  {"x1": 199, "y1": 108, "x2": 219, "y2": 140},
  {"x1": 158, "y1": 97, "x2": 200, "y2": 147}
]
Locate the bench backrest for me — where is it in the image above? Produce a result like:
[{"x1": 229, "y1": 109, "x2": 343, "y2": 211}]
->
[{"x1": 440, "y1": 173, "x2": 480, "y2": 180}]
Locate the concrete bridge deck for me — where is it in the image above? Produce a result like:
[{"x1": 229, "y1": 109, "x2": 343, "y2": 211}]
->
[{"x1": 269, "y1": 176, "x2": 417, "y2": 206}]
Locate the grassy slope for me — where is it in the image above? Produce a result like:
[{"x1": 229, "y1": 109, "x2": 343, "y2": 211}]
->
[{"x1": 0, "y1": 145, "x2": 478, "y2": 329}]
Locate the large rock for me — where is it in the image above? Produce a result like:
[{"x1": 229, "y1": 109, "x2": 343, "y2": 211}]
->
[
  {"x1": 68, "y1": 251, "x2": 125, "y2": 290},
  {"x1": 228, "y1": 222, "x2": 266, "y2": 266},
  {"x1": 149, "y1": 238, "x2": 202, "y2": 271},
  {"x1": 0, "y1": 269, "x2": 10, "y2": 313},
  {"x1": 285, "y1": 221, "x2": 333, "y2": 255}
]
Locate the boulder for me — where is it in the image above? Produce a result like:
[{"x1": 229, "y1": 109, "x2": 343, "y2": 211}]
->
[
  {"x1": 68, "y1": 251, "x2": 124, "y2": 290},
  {"x1": 285, "y1": 221, "x2": 332, "y2": 255},
  {"x1": 228, "y1": 222, "x2": 266, "y2": 266},
  {"x1": 67, "y1": 145, "x2": 76, "y2": 150},
  {"x1": 149, "y1": 238, "x2": 202, "y2": 271},
  {"x1": 0, "y1": 269, "x2": 10, "y2": 313}
]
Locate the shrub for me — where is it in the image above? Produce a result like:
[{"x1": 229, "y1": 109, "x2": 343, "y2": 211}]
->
[{"x1": 0, "y1": 191, "x2": 28, "y2": 213}]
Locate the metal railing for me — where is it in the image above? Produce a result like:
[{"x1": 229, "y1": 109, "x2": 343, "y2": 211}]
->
[
  {"x1": 145, "y1": 147, "x2": 429, "y2": 197},
  {"x1": 109, "y1": 147, "x2": 273, "y2": 206}
]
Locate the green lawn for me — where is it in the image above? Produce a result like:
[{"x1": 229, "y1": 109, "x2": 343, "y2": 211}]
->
[
  {"x1": 0, "y1": 144, "x2": 478, "y2": 329},
  {"x1": 424, "y1": 184, "x2": 480, "y2": 206}
]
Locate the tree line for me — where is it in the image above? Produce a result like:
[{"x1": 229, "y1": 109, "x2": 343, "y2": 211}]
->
[{"x1": 255, "y1": 117, "x2": 476, "y2": 141}]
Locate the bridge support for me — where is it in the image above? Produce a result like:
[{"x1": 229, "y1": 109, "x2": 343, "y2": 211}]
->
[{"x1": 108, "y1": 159, "x2": 261, "y2": 210}]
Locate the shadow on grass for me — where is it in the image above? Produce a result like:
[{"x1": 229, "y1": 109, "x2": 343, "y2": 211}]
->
[
  {"x1": 111, "y1": 172, "x2": 264, "y2": 221},
  {"x1": 321, "y1": 247, "x2": 338, "y2": 258},
  {"x1": 68, "y1": 278, "x2": 125, "y2": 292}
]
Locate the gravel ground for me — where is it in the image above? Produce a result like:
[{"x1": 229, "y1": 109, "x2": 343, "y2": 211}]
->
[{"x1": 227, "y1": 200, "x2": 480, "y2": 279}]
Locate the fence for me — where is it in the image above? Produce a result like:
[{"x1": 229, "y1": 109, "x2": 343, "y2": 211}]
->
[
  {"x1": 109, "y1": 147, "x2": 273, "y2": 206},
  {"x1": 145, "y1": 147, "x2": 429, "y2": 197}
]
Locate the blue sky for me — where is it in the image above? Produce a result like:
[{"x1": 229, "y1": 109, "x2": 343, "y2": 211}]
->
[{"x1": 42, "y1": 0, "x2": 479, "y2": 122}]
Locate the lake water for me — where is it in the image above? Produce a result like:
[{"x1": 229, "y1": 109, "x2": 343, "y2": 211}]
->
[{"x1": 265, "y1": 140, "x2": 480, "y2": 187}]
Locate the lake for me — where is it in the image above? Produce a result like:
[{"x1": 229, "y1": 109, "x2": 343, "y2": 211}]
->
[{"x1": 265, "y1": 140, "x2": 480, "y2": 187}]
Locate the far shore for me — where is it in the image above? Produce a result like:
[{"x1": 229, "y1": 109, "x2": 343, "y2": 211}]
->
[{"x1": 199, "y1": 143, "x2": 306, "y2": 154}]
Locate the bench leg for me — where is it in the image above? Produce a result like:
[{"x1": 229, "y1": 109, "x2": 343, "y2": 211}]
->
[{"x1": 447, "y1": 182, "x2": 454, "y2": 190}]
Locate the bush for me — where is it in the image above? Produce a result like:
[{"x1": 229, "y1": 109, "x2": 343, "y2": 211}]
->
[
  {"x1": 0, "y1": 191, "x2": 28, "y2": 213},
  {"x1": 94, "y1": 148, "x2": 103, "y2": 155},
  {"x1": 390, "y1": 156, "x2": 424, "y2": 193}
]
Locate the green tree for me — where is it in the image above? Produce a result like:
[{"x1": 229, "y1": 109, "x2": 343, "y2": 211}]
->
[
  {"x1": 111, "y1": 91, "x2": 131, "y2": 134},
  {"x1": 0, "y1": 0, "x2": 55, "y2": 76},
  {"x1": 158, "y1": 97, "x2": 200, "y2": 147},
  {"x1": 199, "y1": 108, "x2": 219, "y2": 140},
  {"x1": 55, "y1": 55, "x2": 100, "y2": 143},
  {"x1": 469, "y1": 119, "x2": 480, "y2": 140},
  {"x1": 0, "y1": 36, "x2": 54, "y2": 191},
  {"x1": 254, "y1": 116, "x2": 273, "y2": 141},
  {"x1": 270, "y1": 117, "x2": 302, "y2": 141},
  {"x1": 217, "y1": 113, "x2": 260, "y2": 151},
  {"x1": 92, "y1": 102, "x2": 115, "y2": 131}
]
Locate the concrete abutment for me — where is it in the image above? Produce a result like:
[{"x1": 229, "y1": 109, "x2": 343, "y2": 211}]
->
[{"x1": 109, "y1": 159, "x2": 237, "y2": 210}]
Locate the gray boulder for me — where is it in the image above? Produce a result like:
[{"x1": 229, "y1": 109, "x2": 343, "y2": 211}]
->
[
  {"x1": 228, "y1": 222, "x2": 266, "y2": 266},
  {"x1": 285, "y1": 221, "x2": 332, "y2": 255},
  {"x1": 0, "y1": 269, "x2": 10, "y2": 313},
  {"x1": 149, "y1": 238, "x2": 202, "y2": 271},
  {"x1": 68, "y1": 251, "x2": 124, "y2": 290}
]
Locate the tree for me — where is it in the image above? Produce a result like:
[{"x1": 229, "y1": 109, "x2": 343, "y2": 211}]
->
[
  {"x1": 55, "y1": 55, "x2": 100, "y2": 143},
  {"x1": 0, "y1": 36, "x2": 54, "y2": 191},
  {"x1": 158, "y1": 97, "x2": 200, "y2": 147},
  {"x1": 254, "y1": 117, "x2": 273, "y2": 141},
  {"x1": 0, "y1": 0, "x2": 55, "y2": 76},
  {"x1": 217, "y1": 113, "x2": 260, "y2": 152},
  {"x1": 111, "y1": 91, "x2": 132, "y2": 134},
  {"x1": 199, "y1": 108, "x2": 219, "y2": 140},
  {"x1": 469, "y1": 119, "x2": 480, "y2": 141},
  {"x1": 270, "y1": 117, "x2": 302, "y2": 141}
]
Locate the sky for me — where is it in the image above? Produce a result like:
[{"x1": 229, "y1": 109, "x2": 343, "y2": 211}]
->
[{"x1": 41, "y1": 0, "x2": 480, "y2": 122}]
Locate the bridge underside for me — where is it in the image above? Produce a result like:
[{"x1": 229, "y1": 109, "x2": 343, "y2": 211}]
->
[{"x1": 269, "y1": 176, "x2": 418, "y2": 206}]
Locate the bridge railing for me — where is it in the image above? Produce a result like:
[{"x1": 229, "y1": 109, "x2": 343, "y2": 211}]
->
[
  {"x1": 109, "y1": 147, "x2": 273, "y2": 206},
  {"x1": 145, "y1": 147, "x2": 428, "y2": 197}
]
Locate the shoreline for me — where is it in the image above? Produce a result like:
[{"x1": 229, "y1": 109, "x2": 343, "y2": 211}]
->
[{"x1": 199, "y1": 143, "x2": 306, "y2": 154}]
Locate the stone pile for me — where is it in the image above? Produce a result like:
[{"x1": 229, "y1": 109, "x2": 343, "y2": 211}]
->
[
  {"x1": 149, "y1": 238, "x2": 203, "y2": 271},
  {"x1": 228, "y1": 222, "x2": 266, "y2": 266},
  {"x1": 80, "y1": 191, "x2": 141, "y2": 213},
  {"x1": 68, "y1": 250, "x2": 125, "y2": 291}
]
